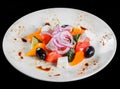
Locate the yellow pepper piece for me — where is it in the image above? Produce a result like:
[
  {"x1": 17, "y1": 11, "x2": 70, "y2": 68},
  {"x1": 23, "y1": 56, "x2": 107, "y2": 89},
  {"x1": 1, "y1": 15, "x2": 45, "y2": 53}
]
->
[
  {"x1": 70, "y1": 51, "x2": 84, "y2": 66},
  {"x1": 25, "y1": 43, "x2": 46, "y2": 56},
  {"x1": 27, "y1": 28, "x2": 41, "y2": 42},
  {"x1": 71, "y1": 27, "x2": 85, "y2": 35}
]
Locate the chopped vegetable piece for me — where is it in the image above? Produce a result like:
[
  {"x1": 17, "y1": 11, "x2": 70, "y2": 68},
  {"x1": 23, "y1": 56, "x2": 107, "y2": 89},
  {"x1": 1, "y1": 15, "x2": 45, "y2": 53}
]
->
[
  {"x1": 73, "y1": 34, "x2": 81, "y2": 42},
  {"x1": 25, "y1": 43, "x2": 46, "y2": 56},
  {"x1": 75, "y1": 41, "x2": 90, "y2": 52},
  {"x1": 70, "y1": 51, "x2": 84, "y2": 66},
  {"x1": 45, "y1": 51, "x2": 62, "y2": 63},
  {"x1": 40, "y1": 34, "x2": 52, "y2": 44},
  {"x1": 27, "y1": 28, "x2": 41, "y2": 42},
  {"x1": 65, "y1": 48, "x2": 75, "y2": 62},
  {"x1": 31, "y1": 36, "x2": 41, "y2": 49},
  {"x1": 71, "y1": 27, "x2": 85, "y2": 35}
]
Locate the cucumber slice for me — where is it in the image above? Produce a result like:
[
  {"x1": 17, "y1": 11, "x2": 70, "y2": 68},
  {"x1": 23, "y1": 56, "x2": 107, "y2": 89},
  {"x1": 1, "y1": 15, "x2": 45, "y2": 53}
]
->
[{"x1": 31, "y1": 36, "x2": 40, "y2": 49}]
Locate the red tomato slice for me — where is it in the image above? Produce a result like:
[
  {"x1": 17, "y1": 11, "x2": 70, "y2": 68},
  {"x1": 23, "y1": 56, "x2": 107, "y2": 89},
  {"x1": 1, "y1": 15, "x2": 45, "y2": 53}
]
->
[
  {"x1": 75, "y1": 41, "x2": 90, "y2": 52},
  {"x1": 45, "y1": 52, "x2": 62, "y2": 63},
  {"x1": 41, "y1": 34, "x2": 52, "y2": 44}
]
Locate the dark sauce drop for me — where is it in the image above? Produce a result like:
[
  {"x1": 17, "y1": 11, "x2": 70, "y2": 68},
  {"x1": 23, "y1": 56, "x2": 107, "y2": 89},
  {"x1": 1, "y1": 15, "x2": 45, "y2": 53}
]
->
[
  {"x1": 80, "y1": 26, "x2": 87, "y2": 30},
  {"x1": 37, "y1": 66, "x2": 51, "y2": 71},
  {"x1": 21, "y1": 38, "x2": 27, "y2": 42},
  {"x1": 45, "y1": 22, "x2": 50, "y2": 26},
  {"x1": 18, "y1": 51, "x2": 24, "y2": 59}
]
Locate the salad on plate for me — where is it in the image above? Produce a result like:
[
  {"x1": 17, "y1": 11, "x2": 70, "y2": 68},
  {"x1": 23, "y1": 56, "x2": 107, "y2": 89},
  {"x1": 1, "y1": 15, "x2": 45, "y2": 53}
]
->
[{"x1": 25, "y1": 22, "x2": 95, "y2": 68}]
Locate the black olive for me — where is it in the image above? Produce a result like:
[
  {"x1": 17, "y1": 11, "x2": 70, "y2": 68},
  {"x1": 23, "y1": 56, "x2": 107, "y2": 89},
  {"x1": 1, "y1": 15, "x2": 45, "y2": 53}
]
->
[
  {"x1": 85, "y1": 46, "x2": 95, "y2": 58},
  {"x1": 61, "y1": 25, "x2": 69, "y2": 28},
  {"x1": 36, "y1": 48, "x2": 46, "y2": 60}
]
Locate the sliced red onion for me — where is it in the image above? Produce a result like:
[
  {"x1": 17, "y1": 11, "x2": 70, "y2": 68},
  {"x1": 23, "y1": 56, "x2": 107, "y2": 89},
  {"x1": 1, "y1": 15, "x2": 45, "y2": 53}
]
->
[
  {"x1": 53, "y1": 38, "x2": 65, "y2": 48},
  {"x1": 58, "y1": 31, "x2": 74, "y2": 47},
  {"x1": 52, "y1": 25, "x2": 61, "y2": 35},
  {"x1": 46, "y1": 25, "x2": 75, "y2": 54},
  {"x1": 52, "y1": 25, "x2": 73, "y2": 35},
  {"x1": 46, "y1": 39, "x2": 57, "y2": 51}
]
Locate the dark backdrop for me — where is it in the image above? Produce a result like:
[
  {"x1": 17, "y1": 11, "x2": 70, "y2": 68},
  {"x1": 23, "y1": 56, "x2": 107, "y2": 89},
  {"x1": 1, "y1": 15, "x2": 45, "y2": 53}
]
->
[{"x1": 0, "y1": 0, "x2": 119, "y2": 88}]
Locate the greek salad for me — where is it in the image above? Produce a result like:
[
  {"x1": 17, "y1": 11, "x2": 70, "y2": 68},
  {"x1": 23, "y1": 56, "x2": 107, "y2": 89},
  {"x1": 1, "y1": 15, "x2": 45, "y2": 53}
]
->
[{"x1": 25, "y1": 23, "x2": 95, "y2": 66}]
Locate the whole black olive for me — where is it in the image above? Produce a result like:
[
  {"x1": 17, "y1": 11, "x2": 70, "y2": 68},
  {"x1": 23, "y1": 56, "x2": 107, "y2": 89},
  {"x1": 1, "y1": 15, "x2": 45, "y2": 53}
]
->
[
  {"x1": 36, "y1": 48, "x2": 46, "y2": 60},
  {"x1": 61, "y1": 25, "x2": 69, "y2": 28},
  {"x1": 85, "y1": 46, "x2": 95, "y2": 58}
]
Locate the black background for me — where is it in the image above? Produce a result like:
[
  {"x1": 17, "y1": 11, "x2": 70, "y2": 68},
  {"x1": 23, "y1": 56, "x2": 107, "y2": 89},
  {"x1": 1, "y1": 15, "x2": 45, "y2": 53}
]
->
[{"x1": 0, "y1": 0, "x2": 120, "y2": 88}]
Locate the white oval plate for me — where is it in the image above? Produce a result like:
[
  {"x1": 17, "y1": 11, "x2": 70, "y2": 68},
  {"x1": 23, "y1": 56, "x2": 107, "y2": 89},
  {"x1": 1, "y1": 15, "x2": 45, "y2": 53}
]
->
[{"x1": 2, "y1": 8, "x2": 117, "y2": 82}]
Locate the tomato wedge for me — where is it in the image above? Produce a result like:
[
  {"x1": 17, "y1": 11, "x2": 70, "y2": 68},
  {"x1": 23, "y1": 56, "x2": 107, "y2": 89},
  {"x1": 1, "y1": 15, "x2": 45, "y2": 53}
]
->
[
  {"x1": 45, "y1": 52, "x2": 62, "y2": 63},
  {"x1": 75, "y1": 39, "x2": 90, "y2": 52},
  {"x1": 40, "y1": 34, "x2": 52, "y2": 44}
]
